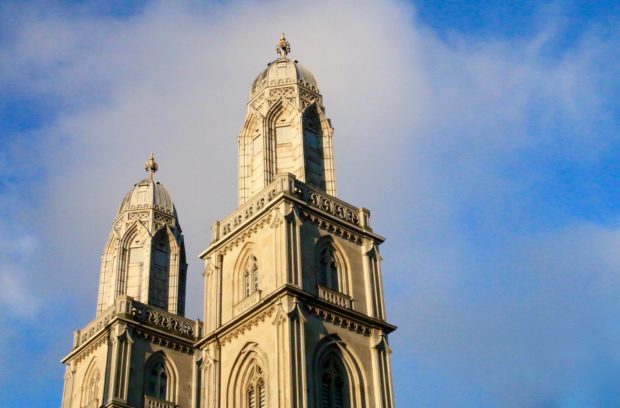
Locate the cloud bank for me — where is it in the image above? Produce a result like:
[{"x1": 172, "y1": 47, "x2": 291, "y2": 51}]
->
[{"x1": 1, "y1": 1, "x2": 620, "y2": 406}]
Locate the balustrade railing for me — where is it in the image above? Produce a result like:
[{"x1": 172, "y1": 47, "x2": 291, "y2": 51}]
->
[
  {"x1": 75, "y1": 305, "x2": 115, "y2": 348},
  {"x1": 318, "y1": 285, "x2": 352, "y2": 309},
  {"x1": 144, "y1": 395, "x2": 176, "y2": 408},
  {"x1": 74, "y1": 297, "x2": 199, "y2": 349},
  {"x1": 211, "y1": 173, "x2": 370, "y2": 241}
]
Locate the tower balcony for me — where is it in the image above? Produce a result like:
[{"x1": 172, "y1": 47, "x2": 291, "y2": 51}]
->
[
  {"x1": 144, "y1": 395, "x2": 176, "y2": 408},
  {"x1": 318, "y1": 284, "x2": 352, "y2": 309},
  {"x1": 72, "y1": 296, "x2": 201, "y2": 350},
  {"x1": 209, "y1": 173, "x2": 372, "y2": 246}
]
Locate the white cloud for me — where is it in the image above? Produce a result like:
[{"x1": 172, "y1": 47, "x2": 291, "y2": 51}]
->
[{"x1": 1, "y1": 0, "x2": 620, "y2": 405}]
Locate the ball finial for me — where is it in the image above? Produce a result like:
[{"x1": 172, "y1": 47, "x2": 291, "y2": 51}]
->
[
  {"x1": 276, "y1": 33, "x2": 290, "y2": 58},
  {"x1": 144, "y1": 153, "x2": 158, "y2": 179}
]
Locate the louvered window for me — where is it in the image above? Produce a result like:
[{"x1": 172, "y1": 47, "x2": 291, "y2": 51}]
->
[
  {"x1": 146, "y1": 361, "x2": 167, "y2": 400},
  {"x1": 319, "y1": 356, "x2": 348, "y2": 408},
  {"x1": 319, "y1": 246, "x2": 339, "y2": 290},
  {"x1": 244, "y1": 365, "x2": 266, "y2": 408}
]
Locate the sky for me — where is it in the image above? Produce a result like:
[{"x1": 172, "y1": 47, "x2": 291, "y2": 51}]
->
[{"x1": 1, "y1": 0, "x2": 620, "y2": 406}]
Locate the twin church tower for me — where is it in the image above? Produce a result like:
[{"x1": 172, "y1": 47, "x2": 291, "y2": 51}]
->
[{"x1": 60, "y1": 35, "x2": 396, "y2": 408}]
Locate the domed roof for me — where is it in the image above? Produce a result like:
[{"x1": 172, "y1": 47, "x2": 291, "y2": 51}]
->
[
  {"x1": 117, "y1": 154, "x2": 176, "y2": 216},
  {"x1": 250, "y1": 34, "x2": 319, "y2": 97}
]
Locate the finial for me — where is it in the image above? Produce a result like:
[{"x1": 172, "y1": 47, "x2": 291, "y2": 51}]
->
[
  {"x1": 276, "y1": 33, "x2": 290, "y2": 58},
  {"x1": 144, "y1": 153, "x2": 158, "y2": 179}
]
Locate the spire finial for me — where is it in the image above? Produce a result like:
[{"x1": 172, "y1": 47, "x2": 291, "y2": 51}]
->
[
  {"x1": 276, "y1": 33, "x2": 290, "y2": 58},
  {"x1": 144, "y1": 153, "x2": 158, "y2": 179}
]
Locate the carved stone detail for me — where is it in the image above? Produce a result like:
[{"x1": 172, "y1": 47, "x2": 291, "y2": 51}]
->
[
  {"x1": 305, "y1": 304, "x2": 372, "y2": 336},
  {"x1": 220, "y1": 306, "x2": 276, "y2": 344},
  {"x1": 302, "y1": 211, "x2": 363, "y2": 244}
]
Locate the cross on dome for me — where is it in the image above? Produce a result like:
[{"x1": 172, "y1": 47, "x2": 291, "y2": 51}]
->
[
  {"x1": 144, "y1": 153, "x2": 158, "y2": 179},
  {"x1": 276, "y1": 33, "x2": 290, "y2": 58}
]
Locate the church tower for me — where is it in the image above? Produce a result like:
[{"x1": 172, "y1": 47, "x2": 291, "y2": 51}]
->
[
  {"x1": 60, "y1": 35, "x2": 396, "y2": 408},
  {"x1": 198, "y1": 35, "x2": 396, "y2": 408},
  {"x1": 61, "y1": 156, "x2": 200, "y2": 408}
]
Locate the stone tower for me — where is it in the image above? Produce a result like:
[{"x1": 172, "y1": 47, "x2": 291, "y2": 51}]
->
[
  {"x1": 61, "y1": 156, "x2": 200, "y2": 408},
  {"x1": 59, "y1": 35, "x2": 396, "y2": 408},
  {"x1": 198, "y1": 35, "x2": 396, "y2": 408}
]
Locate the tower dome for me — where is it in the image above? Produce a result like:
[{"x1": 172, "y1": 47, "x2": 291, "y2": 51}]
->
[
  {"x1": 97, "y1": 154, "x2": 187, "y2": 316},
  {"x1": 117, "y1": 153, "x2": 176, "y2": 216},
  {"x1": 250, "y1": 34, "x2": 320, "y2": 98},
  {"x1": 238, "y1": 34, "x2": 335, "y2": 204}
]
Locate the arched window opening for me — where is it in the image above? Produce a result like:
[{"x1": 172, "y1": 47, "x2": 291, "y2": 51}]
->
[
  {"x1": 303, "y1": 108, "x2": 326, "y2": 190},
  {"x1": 243, "y1": 256, "x2": 259, "y2": 299},
  {"x1": 150, "y1": 230, "x2": 170, "y2": 310},
  {"x1": 318, "y1": 355, "x2": 348, "y2": 408},
  {"x1": 244, "y1": 365, "x2": 266, "y2": 408},
  {"x1": 146, "y1": 360, "x2": 168, "y2": 401},
  {"x1": 319, "y1": 246, "x2": 339, "y2": 291},
  {"x1": 81, "y1": 365, "x2": 100, "y2": 407}
]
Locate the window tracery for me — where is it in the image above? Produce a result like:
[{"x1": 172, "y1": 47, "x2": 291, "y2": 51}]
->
[
  {"x1": 319, "y1": 245, "x2": 339, "y2": 290},
  {"x1": 81, "y1": 364, "x2": 100, "y2": 408},
  {"x1": 245, "y1": 366, "x2": 266, "y2": 408},
  {"x1": 242, "y1": 255, "x2": 259, "y2": 298},
  {"x1": 146, "y1": 360, "x2": 168, "y2": 400},
  {"x1": 318, "y1": 354, "x2": 348, "y2": 408}
]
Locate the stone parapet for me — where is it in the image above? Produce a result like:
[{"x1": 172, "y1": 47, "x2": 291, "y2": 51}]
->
[
  {"x1": 210, "y1": 173, "x2": 371, "y2": 245},
  {"x1": 73, "y1": 296, "x2": 200, "y2": 349}
]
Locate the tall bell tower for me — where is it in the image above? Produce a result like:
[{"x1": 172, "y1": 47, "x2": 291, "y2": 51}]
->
[
  {"x1": 198, "y1": 35, "x2": 396, "y2": 408},
  {"x1": 61, "y1": 156, "x2": 200, "y2": 408}
]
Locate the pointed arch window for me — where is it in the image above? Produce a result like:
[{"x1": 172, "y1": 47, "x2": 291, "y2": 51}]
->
[
  {"x1": 319, "y1": 355, "x2": 348, "y2": 408},
  {"x1": 146, "y1": 360, "x2": 168, "y2": 401},
  {"x1": 319, "y1": 245, "x2": 339, "y2": 291},
  {"x1": 245, "y1": 366, "x2": 266, "y2": 408},
  {"x1": 81, "y1": 364, "x2": 100, "y2": 408},
  {"x1": 243, "y1": 255, "x2": 259, "y2": 298}
]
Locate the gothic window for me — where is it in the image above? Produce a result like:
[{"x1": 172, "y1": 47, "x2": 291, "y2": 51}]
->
[
  {"x1": 319, "y1": 245, "x2": 339, "y2": 291},
  {"x1": 81, "y1": 364, "x2": 100, "y2": 407},
  {"x1": 245, "y1": 366, "x2": 266, "y2": 408},
  {"x1": 303, "y1": 108, "x2": 326, "y2": 190},
  {"x1": 146, "y1": 360, "x2": 168, "y2": 401},
  {"x1": 150, "y1": 230, "x2": 170, "y2": 310},
  {"x1": 318, "y1": 355, "x2": 348, "y2": 408},
  {"x1": 243, "y1": 255, "x2": 259, "y2": 298}
]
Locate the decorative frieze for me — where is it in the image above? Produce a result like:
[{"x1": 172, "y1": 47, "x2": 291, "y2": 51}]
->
[
  {"x1": 305, "y1": 304, "x2": 372, "y2": 336},
  {"x1": 131, "y1": 301, "x2": 197, "y2": 339},
  {"x1": 212, "y1": 173, "x2": 368, "y2": 246},
  {"x1": 133, "y1": 329, "x2": 194, "y2": 354},
  {"x1": 302, "y1": 211, "x2": 363, "y2": 244},
  {"x1": 220, "y1": 306, "x2": 276, "y2": 344}
]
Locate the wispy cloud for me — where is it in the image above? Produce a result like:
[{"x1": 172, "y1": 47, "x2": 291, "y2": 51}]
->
[{"x1": 1, "y1": 0, "x2": 619, "y2": 406}]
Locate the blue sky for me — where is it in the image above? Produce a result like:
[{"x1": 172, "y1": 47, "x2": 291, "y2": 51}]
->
[{"x1": 1, "y1": 1, "x2": 620, "y2": 406}]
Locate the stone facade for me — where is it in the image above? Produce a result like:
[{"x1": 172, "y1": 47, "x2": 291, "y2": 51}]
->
[{"x1": 61, "y1": 35, "x2": 395, "y2": 408}]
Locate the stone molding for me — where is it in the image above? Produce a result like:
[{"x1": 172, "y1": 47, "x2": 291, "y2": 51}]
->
[
  {"x1": 305, "y1": 304, "x2": 372, "y2": 336},
  {"x1": 204, "y1": 174, "x2": 380, "y2": 258}
]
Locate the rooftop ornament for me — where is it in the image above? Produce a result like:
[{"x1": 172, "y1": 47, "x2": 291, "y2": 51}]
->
[
  {"x1": 144, "y1": 153, "x2": 158, "y2": 179},
  {"x1": 276, "y1": 33, "x2": 290, "y2": 58}
]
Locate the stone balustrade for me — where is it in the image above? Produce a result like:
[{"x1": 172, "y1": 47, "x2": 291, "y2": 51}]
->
[
  {"x1": 75, "y1": 305, "x2": 115, "y2": 348},
  {"x1": 144, "y1": 395, "x2": 176, "y2": 408},
  {"x1": 131, "y1": 300, "x2": 198, "y2": 339},
  {"x1": 233, "y1": 290, "x2": 262, "y2": 316},
  {"x1": 74, "y1": 297, "x2": 200, "y2": 349},
  {"x1": 318, "y1": 285, "x2": 352, "y2": 309},
  {"x1": 211, "y1": 173, "x2": 369, "y2": 242}
]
